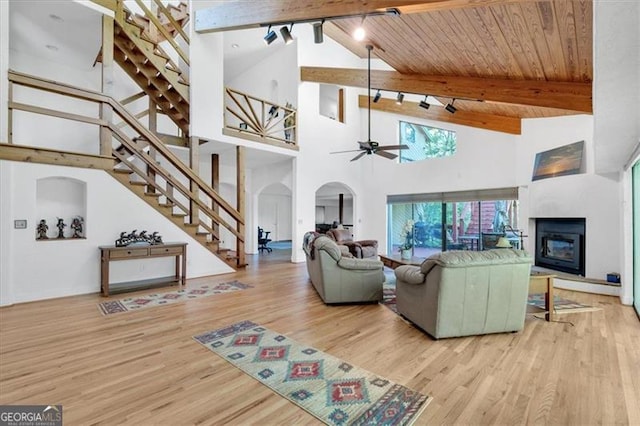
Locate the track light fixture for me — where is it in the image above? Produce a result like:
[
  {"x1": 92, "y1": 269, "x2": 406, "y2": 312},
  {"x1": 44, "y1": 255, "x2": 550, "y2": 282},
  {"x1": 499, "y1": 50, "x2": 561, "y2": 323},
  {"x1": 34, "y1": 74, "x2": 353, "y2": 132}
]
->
[
  {"x1": 396, "y1": 92, "x2": 404, "y2": 105},
  {"x1": 280, "y1": 23, "x2": 294, "y2": 44},
  {"x1": 445, "y1": 99, "x2": 457, "y2": 114},
  {"x1": 313, "y1": 20, "x2": 324, "y2": 44},
  {"x1": 373, "y1": 89, "x2": 381, "y2": 103},
  {"x1": 419, "y1": 96, "x2": 431, "y2": 110},
  {"x1": 353, "y1": 16, "x2": 366, "y2": 41},
  {"x1": 263, "y1": 25, "x2": 277, "y2": 45}
]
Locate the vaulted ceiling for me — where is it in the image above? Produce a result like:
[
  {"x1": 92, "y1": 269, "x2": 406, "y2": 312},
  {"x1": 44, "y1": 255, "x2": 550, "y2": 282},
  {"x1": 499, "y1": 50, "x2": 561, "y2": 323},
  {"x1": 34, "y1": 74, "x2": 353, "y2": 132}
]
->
[{"x1": 195, "y1": 0, "x2": 593, "y2": 134}]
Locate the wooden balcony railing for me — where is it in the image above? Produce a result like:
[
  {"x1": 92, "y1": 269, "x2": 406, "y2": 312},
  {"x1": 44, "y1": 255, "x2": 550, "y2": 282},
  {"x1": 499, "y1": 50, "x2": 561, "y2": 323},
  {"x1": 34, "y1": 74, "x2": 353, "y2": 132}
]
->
[{"x1": 224, "y1": 87, "x2": 297, "y2": 149}]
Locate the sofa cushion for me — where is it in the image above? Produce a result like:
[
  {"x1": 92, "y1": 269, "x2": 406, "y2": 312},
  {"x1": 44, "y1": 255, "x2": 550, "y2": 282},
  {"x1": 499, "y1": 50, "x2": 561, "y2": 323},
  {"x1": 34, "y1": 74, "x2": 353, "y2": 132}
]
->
[
  {"x1": 312, "y1": 236, "x2": 343, "y2": 261},
  {"x1": 420, "y1": 248, "x2": 531, "y2": 274}
]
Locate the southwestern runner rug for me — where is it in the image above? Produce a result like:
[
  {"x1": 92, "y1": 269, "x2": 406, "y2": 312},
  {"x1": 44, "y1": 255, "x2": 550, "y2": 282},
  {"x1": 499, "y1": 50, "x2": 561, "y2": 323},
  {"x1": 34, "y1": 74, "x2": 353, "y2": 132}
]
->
[
  {"x1": 98, "y1": 281, "x2": 252, "y2": 315},
  {"x1": 194, "y1": 320, "x2": 431, "y2": 426}
]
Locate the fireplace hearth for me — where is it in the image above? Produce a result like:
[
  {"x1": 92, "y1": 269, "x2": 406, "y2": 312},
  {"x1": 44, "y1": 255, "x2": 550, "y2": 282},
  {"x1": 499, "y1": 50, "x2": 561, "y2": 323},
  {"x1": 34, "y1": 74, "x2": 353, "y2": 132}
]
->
[{"x1": 535, "y1": 218, "x2": 585, "y2": 276}]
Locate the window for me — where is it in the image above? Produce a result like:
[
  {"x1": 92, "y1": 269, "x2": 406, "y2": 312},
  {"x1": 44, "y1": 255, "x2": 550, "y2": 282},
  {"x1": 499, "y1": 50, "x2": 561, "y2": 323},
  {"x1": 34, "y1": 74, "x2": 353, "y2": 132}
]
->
[
  {"x1": 387, "y1": 188, "x2": 520, "y2": 257},
  {"x1": 399, "y1": 121, "x2": 456, "y2": 163}
]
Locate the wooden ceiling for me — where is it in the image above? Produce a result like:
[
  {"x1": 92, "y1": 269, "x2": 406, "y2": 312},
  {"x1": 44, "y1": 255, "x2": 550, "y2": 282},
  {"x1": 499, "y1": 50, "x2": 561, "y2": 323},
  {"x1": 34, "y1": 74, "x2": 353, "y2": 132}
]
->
[{"x1": 195, "y1": 0, "x2": 593, "y2": 133}]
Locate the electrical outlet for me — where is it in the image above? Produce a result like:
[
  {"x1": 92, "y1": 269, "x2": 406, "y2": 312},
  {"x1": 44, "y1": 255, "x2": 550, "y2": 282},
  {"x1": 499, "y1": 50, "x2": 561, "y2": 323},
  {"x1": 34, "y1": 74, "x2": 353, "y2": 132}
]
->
[{"x1": 14, "y1": 220, "x2": 27, "y2": 229}]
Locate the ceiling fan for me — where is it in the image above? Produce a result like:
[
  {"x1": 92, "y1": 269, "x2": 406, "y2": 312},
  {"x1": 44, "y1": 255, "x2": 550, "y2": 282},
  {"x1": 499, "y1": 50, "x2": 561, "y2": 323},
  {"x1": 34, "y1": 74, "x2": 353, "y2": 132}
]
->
[{"x1": 331, "y1": 44, "x2": 408, "y2": 162}]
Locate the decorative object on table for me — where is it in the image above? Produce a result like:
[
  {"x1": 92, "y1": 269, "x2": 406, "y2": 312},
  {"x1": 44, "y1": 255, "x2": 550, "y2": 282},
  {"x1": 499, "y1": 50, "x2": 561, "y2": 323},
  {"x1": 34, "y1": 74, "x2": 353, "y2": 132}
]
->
[
  {"x1": 398, "y1": 219, "x2": 415, "y2": 260},
  {"x1": 527, "y1": 294, "x2": 601, "y2": 315},
  {"x1": 532, "y1": 140, "x2": 585, "y2": 181},
  {"x1": 283, "y1": 102, "x2": 295, "y2": 142},
  {"x1": 70, "y1": 216, "x2": 84, "y2": 238},
  {"x1": 495, "y1": 236, "x2": 512, "y2": 248},
  {"x1": 36, "y1": 219, "x2": 49, "y2": 240},
  {"x1": 55, "y1": 218, "x2": 66, "y2": 239},
  {"x1": 193, "y1": 320, "x2": 431, "y2": 426},
  {"x1": 98, "y1": 281, "x2": 253, "y2": 315},
  {"x1": 115, "y1": 229, "x2": 163, "y2": 247}
]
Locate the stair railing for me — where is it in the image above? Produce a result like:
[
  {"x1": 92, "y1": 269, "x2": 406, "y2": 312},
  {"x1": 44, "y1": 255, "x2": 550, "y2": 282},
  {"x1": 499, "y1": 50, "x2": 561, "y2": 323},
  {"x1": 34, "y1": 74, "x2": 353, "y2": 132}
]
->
[
  {"x1": 7, "y1": 70, "x2": 244, "y2": 263},
  {"x1": 133, "y1": 0, "x2": 190, "y2": 68},
  {"x1": 225, "y1": 87, "x2": 297, "y2": 147}
]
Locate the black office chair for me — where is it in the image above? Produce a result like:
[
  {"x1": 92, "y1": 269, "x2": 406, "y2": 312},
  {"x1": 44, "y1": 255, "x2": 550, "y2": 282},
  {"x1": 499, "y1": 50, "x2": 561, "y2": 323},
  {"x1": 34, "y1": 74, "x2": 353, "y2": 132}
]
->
[{"x1": 258, "y1": 227, "x2": 272, "y2": 253}]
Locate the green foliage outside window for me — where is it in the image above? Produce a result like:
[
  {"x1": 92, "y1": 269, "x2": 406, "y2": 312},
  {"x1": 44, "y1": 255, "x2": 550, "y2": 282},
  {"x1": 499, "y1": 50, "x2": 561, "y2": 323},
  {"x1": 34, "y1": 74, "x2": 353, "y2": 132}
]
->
[{"x1": 399, "y1": 121, "x2": 456, "y2": 163}]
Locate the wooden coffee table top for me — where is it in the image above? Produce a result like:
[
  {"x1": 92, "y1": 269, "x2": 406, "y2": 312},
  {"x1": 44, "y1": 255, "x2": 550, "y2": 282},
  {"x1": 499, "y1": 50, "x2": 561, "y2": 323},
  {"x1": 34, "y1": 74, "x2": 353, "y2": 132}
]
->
[{"x1": 379, "y1": 254, "x2": 424, "y2": 269}]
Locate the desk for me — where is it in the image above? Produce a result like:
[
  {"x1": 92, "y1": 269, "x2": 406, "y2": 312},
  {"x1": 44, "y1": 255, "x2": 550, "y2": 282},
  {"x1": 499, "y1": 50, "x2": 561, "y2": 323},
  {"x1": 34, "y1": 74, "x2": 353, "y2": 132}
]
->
[
  {"x1": 529, "y1": 273, "x2": 555, "y2": 321},
  {"x1": 379, "y1": 254, "x2": 424, "y2": 269},
  {"x1": 99, "y1": 242, "x2": 187, "y2": 296}
]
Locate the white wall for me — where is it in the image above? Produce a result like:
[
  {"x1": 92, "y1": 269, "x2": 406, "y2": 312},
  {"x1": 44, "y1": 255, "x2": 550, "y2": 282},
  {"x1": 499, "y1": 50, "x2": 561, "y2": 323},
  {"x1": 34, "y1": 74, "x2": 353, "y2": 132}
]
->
[
  {"x1": 359, "y1": 110, "x2": 518, "y2": 250},
  {"x1": 0, "y1": 1, "x2": 11, "y2": 305},
  {"x1": 2, "y1": 162, "x2": 231, "y2": 305},
  {"x1": 593, "y1": 0, "x2": 640, "y2": 174}
]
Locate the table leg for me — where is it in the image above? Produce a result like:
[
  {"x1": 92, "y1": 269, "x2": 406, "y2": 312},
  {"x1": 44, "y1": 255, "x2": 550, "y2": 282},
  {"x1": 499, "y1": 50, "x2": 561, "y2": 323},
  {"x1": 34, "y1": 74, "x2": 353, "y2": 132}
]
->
[
  {"x1": 101, "y1": 252, "x2": 109, "y2": 297},
  {"x1": 545, "y1": 276, "x2": 555, "y2": 321},
  {"x1": 181, "y1": 248, "x2": 187, "y2": 286}
]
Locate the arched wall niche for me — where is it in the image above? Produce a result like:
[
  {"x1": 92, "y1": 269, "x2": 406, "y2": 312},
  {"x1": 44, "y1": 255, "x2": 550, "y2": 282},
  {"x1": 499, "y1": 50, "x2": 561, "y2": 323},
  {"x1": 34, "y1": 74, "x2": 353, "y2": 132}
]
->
[{"x1": 36, "y1": 176, "x2": 87, "y2": 240}]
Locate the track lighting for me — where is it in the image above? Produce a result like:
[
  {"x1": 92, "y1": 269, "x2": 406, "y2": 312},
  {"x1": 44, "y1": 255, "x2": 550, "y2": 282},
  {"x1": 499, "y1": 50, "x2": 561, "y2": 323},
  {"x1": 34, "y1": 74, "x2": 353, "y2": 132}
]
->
[
  {"x1": 313, "y1": 20, "x2": 324, "y2": 44},
  {"x1": 353, "y1": 16, "x2": 366, "y2": 41},
  {"x1": 419, "y1": 96, "x2": 431, "y2": 110},
  {"x1": 373, "y1": 89, "x2": 381, "y2": 103},
  {"x1": 280, "y1": 23, "x2": 294, "y2": 45},
  {"x1": 445, "y1": 99, "x2": 457, "y2": 114},
  {"x1": 396, "y1": 92, "x2": 404, "y2": 105},
  {"x1": 263, "y1": 25, "x2": 277, "y2": 45}
]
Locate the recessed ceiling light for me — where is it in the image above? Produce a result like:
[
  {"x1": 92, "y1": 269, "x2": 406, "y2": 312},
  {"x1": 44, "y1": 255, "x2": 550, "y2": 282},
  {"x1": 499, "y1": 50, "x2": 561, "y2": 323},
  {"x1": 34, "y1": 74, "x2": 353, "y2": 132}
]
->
[
  {"x1": 231, "y1": 43, "x2": 239, "y2": 49},
  {"x1": 45, "y1": 44, "x2": 59, "y2": 51},
  {"x1": 49, "y1": 14, "x2": 63, "y2": 22}
]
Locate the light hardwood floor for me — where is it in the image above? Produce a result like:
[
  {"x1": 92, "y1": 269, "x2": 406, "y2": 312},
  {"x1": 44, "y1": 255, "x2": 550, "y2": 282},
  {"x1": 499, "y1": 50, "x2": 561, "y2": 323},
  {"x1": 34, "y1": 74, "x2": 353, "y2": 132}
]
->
[{"x1": 1, "y1": 252, "x2": 639, "y2": 425}]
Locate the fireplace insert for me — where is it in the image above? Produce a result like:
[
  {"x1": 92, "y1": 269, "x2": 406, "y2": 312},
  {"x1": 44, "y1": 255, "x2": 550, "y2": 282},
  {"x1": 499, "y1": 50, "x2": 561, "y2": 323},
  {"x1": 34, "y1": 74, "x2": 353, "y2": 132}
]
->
[{"x1": 535, "y1": 218, "x2": 585, "y2": 276}]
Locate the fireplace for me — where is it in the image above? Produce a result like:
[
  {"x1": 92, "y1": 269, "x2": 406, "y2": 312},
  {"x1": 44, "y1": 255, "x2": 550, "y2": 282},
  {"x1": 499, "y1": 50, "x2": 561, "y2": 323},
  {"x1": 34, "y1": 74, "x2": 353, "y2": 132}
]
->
[{"x1": 535, "y1": 218, "x2": 585, "y2": 276}]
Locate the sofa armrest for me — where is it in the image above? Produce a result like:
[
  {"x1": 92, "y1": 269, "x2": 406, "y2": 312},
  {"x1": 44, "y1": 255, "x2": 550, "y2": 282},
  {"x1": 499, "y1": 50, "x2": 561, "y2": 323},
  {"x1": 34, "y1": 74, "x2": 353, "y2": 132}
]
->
[
  {"x1": 355, "y1": 239, "x2": 378, "y2": 248},
  {"x1": 395, "y1": 265, "x2": 425, "y2": 285},
  {"x1": 337, "y1": 257, "x2": 384, "y2": 270}
]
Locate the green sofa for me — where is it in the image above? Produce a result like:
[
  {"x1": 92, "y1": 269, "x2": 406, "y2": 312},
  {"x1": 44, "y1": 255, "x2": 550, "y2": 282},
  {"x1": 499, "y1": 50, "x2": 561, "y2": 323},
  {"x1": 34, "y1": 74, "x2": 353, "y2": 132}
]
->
[
  {"x1": 303, "y1": 232, "x2": 384, "y2": 304},
  {"x1": 395, "y1": 249, "x2": 533, "y2": 339}
]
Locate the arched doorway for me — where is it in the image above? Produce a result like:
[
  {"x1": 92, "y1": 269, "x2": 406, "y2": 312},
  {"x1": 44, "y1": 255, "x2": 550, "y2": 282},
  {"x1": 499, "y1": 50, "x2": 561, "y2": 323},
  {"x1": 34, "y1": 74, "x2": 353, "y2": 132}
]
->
[
  {"x1": 315, "y1": 182, "x2": 355, "y2": 234},
  {"x1": 257, "y1": 182, "x2": 292, "y2": 259}
]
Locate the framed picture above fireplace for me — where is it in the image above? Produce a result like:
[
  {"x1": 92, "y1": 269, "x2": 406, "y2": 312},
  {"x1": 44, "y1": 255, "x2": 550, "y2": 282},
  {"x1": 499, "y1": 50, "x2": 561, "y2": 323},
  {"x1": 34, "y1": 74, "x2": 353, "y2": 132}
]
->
[{"x1": 532, "y1": 140, "x2": 585, "y2": 181}]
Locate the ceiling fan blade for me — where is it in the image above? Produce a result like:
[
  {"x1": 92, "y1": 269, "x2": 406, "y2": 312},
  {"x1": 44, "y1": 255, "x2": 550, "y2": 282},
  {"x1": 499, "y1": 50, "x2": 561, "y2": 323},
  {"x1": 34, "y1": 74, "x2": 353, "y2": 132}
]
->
[
  {"x1": 330, "y1": 149, "x2": 363, "y2": 154},
  {"x1": 376, "y1": 144, "x2": 409, "y2": 151},
  {"x1": 375, "y1": 150, "x2": 398, "y2": 160},
  {"x1": 350, "y1": 151, "x2": 368, "y2": 162}
]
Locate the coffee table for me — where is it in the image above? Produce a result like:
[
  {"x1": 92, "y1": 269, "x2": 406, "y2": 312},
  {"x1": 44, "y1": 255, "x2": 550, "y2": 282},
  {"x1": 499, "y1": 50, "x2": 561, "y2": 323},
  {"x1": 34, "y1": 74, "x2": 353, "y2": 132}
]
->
[{"x1": 379, "y1": 253, "x2": 424, "y2": 269}]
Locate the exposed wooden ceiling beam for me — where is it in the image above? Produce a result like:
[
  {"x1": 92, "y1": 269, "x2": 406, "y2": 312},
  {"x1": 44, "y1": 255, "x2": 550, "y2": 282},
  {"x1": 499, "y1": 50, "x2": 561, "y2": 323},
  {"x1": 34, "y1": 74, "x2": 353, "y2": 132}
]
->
[
  {"x1": 359, "y1": 96, "x2": 521, "y2": 134},
  {"x1": 194, "y1": 0, "x2": 521, "y2": 33},
  {"x1": 303, "y1": 67, "x2": 592, "y2": 113}
]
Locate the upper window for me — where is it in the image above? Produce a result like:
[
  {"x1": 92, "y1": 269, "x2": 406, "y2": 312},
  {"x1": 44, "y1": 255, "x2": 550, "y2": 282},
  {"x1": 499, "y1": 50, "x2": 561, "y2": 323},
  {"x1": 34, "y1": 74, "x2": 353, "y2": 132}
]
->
[{"x1": 399, "y1": 121, "x2": 456, "y2": 163}]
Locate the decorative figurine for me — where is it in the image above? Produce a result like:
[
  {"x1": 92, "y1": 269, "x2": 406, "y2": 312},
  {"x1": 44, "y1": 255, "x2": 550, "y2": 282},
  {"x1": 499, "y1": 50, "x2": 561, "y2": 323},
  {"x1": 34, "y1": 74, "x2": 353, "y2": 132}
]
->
[
  {"x1": 36, "y1": 219, "x2": 49, "y2": 240},
  {"x1": 56, "y1": 218, "x2": 66, "y2": 239},
  {"x1": 115, "y1": 230, "x2": 163, "y2": 247},
  {"x1": 70, "y1": 216, "x2": 84, "y2": 238}
]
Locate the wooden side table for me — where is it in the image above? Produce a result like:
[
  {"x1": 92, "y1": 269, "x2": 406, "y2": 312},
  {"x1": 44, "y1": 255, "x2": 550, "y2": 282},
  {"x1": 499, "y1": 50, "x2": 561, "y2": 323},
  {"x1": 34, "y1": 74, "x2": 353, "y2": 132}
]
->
[
  {"x1": 99, "y1": 242, "x2": 187, "y2": 296},
  {"x1": 379, "y1": 253, "x2": 424, "y2": 269},
  {"x1": 529, "y1": 273, "x2": 555, "y2": 321}
]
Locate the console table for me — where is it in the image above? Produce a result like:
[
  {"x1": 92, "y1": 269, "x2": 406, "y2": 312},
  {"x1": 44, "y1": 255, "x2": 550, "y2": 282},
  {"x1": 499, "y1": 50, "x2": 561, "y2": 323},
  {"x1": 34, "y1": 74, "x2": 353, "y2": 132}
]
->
[{"x1": 99, "y1": 242, "x2": 187, "y2": 296}]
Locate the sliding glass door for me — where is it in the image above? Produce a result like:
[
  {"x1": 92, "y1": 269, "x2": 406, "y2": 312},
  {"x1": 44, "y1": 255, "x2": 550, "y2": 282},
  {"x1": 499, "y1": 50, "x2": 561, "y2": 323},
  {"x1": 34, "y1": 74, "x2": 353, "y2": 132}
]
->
[{"x1": 387, "y1": 188, "x2": 520, "y2": 257}]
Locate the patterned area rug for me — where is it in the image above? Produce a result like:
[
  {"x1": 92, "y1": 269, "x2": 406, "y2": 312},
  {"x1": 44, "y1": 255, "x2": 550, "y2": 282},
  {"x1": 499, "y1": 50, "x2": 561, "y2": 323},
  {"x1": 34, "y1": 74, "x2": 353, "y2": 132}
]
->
[
  {"x1": 194, "y1": 320, "x2": 431, "y2": 426},
  {"x1": 527, "y1": 294, "x2": 601, "y2": 314},
  {"x1": 98, "y1": 281, "x2": 252, "y2": 315},
  {"x1": 382, "y1": 281, "x2": 398, "y2": 314}
]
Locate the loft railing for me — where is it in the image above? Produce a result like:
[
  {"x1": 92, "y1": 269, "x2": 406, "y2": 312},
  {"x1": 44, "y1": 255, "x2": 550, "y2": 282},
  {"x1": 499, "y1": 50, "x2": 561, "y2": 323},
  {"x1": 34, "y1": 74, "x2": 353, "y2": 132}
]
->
[
  {"x1": 4, "y1": 70, "x2": 245, "y2": 265},
  {"x1": 224, "y1": 87, "x2": 297, "y2": 148}
]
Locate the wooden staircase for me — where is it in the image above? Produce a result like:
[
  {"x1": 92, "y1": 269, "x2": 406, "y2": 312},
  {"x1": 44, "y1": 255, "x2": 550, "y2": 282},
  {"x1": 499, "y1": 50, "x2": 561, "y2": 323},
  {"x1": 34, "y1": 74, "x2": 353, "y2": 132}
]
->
[
  {"x1": 98, "y1": 0, "x2": 190, "y2": 135},
  {"x1": 6, "y1": 70, "x2": 246, "y2": 270}
]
